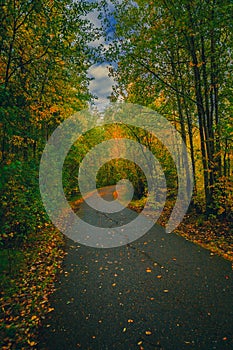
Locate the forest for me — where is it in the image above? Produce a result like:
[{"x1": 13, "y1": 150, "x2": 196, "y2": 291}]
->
[{"x1": 0, "y1": 0, "x2": 232, "y2": 348}]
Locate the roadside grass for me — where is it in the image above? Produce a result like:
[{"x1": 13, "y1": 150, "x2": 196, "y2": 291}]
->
[
  {"x1": 0, "y1": 249, "x2": 25, "y2": 279},
  {"x1": 0, "y1": 225, "x2": 65, "y2": 350},
  {"x1": 174, "y1": 210, "x2": 233, "y2": 263}
]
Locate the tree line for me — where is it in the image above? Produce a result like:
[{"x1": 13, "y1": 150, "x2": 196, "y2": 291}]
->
[
  {"x1": 100, "y1": 0, "x2": 233, "y2": 217},
  {"x1": 0, "y1": 0, "x2": 96, "y2": 248}
]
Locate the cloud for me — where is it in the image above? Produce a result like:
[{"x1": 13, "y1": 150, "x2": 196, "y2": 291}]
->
[
  {"x1": 87, "y1": 8, "x2": 106, "y2": 49},
  {"x1": 86, "y1": 2, "x2": 117, "y2": 111},
  {"x1": 88, "y1": 63, "x2": 115, "y2": 110}
]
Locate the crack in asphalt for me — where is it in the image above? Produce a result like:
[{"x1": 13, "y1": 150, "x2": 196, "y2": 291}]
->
[
  {"x1": 101, "y1": 210, "x2": 164, "y2": 269},
  {"x1": 126, "y1": 243, "x2": 163, "y2": 269}
]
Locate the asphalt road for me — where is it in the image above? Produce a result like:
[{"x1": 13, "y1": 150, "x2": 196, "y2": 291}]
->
[{"x1": 38, "y1": 187, "x2": 233, "y2": 350}]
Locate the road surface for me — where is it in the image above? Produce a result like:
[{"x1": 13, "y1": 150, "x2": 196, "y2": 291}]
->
[{"x1": 39, "y1": 186, "x2": 233, "y2": 349}]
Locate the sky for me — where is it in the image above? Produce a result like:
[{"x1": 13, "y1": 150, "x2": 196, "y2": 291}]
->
[{"x1": 87, "y1": 5, "x2": 116, "y2": 111}]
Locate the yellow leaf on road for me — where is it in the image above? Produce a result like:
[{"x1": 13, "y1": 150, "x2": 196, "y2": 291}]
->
[
  {"x1": 48, "y1": 307, "x2": 54, "y2": 313},
  {"x1": 31, "y1": 315, "x2": 38, "y2": 321},
  {"x1": 27, "y1": 340, "x2": 37, "y2": 346}
]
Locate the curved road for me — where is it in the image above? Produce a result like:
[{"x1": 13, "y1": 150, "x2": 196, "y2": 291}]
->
[{"x1": 39, "y1": 186, "x2": 233, "y2": 349}]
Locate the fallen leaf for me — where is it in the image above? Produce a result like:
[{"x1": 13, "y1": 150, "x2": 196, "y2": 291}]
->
[
  {"x1": 128, "y1": 319, "x2": 134, "y2": 323},
  {"x1": 47, "y1": 307, "x2": 54, "y2": 312},
  {"x1": 27, "y1": 340, "x2": 37, "y2": 346},
  {"x1": 146, "y1": 268, "x2": 152, "y2": 273},
  {"x1": 145, "y1": 330, "x2": 152, "y2": 335}
]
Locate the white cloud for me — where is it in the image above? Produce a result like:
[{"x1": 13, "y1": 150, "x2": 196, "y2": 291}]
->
[
  {"x1": 87, "y1": 8, "x2": 105, "y2": 48},
  {"x1": 88, "y1": 63, "x2": 115, "y2": 111},
  {"x1": 86, "y1": 2, "x2": 117, "y2": 111}
]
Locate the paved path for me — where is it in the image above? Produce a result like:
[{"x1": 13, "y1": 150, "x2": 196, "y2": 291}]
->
[{"x1": 39, "y1": 187, "x2": 233, "y2": 349}]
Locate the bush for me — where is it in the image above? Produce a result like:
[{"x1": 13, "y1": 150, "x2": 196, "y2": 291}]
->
[{"x1": 0, "y1": 159, "x2": 48, "y2": 248}]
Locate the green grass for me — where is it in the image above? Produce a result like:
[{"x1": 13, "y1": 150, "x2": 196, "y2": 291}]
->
[
  {"x1": 0, "y1": 248, "x2": 24, "y2": 276},
  {"x1": 69, "y1": 192, "x2": 82, "y2": 202},
  {"x1": 0, "y1": 248, "x2": 25, "y2": 292}
]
